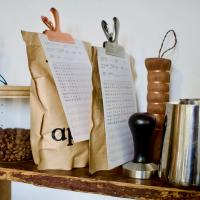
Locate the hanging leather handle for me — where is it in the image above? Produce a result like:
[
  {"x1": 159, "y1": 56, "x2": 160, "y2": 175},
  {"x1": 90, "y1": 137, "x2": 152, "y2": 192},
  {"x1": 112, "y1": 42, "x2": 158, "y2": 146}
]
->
[{"x1": 158, "y1": 30, "x2": 177, "y2": 58}]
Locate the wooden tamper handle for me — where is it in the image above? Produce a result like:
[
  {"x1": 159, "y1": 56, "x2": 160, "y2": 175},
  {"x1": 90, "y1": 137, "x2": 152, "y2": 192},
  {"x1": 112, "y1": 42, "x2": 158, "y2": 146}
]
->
[{"x1": 145, "y1": 57, "x2": 171, "y2": 163}]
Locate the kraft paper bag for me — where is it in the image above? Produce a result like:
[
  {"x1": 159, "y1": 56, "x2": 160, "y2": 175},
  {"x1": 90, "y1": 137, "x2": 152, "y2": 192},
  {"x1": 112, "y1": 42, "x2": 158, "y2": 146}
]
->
[
  {"x1": 22, "y1": 31, "x2": 91, "y2": 170},
  {"x1": 89, "y1": 47, "x2": 136, "y2": 174}
]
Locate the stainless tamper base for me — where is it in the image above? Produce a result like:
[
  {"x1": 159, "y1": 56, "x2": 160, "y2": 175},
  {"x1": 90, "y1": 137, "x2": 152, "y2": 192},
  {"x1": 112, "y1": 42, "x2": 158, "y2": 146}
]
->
[{"x1": 122, "y1": 162, "x2": 158, "y2": 179}]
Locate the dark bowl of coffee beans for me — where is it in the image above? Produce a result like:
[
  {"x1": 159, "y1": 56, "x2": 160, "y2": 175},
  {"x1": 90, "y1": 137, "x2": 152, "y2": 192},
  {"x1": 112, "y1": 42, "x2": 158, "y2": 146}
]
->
[{"x1": 0, "y1": 128, "x2": 32, "y2": 162}]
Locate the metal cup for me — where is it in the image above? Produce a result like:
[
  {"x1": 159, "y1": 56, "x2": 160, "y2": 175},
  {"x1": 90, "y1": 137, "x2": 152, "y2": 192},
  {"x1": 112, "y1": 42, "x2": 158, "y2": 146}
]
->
[{"x1": 159, "y1": 99, "x2": 200, "y2": 186}]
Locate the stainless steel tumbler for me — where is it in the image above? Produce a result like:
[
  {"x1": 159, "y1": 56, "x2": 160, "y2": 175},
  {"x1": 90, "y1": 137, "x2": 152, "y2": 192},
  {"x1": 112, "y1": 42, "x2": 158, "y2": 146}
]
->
[{"x1": 159, "y1": 99, "x2": 200, "y2": 186}]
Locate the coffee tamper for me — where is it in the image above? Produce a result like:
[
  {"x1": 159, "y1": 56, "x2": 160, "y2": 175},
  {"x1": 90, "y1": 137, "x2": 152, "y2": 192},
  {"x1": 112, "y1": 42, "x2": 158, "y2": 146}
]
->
[{"x1": 123, "y1": 112, "x2": 158, "y2": 179}]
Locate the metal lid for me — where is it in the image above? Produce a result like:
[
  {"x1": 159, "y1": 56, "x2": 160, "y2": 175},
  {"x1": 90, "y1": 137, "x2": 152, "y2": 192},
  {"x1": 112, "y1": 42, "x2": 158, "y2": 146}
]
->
[{"x1": 180, "y1": 98, "x2": 200, "y2": 105}]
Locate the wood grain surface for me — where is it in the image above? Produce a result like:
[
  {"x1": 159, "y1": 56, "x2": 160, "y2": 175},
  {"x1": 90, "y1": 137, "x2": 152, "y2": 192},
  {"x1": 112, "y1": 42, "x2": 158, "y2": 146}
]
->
[
  {"x1": 0, "y1": 180, "x2": 11, "y2": 200},
  {"x1": 0, "y1": 86, "x2": 30, "y2": 98},
  {"x1": 0, "y1": 162, "x2": 199, "y2": 199}
]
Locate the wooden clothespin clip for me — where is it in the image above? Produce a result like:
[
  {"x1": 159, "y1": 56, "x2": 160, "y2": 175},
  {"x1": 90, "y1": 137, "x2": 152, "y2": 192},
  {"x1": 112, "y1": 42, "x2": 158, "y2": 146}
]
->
[
  {"x1": 101, "y1": 17, "x2": 125, "y2": 57},
  {"x1": 41, "y1": 7, "x2": 75, "y2": 43}
]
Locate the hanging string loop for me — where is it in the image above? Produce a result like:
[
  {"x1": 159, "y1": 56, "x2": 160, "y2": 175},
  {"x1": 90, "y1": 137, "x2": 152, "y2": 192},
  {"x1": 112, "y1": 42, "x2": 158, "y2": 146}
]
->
[{"x1": 158, "y1": 29, "x2": 177, "y2": 58}]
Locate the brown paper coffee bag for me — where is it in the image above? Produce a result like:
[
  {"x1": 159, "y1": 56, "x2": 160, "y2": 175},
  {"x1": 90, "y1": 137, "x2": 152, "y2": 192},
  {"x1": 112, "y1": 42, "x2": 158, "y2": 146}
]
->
[
  {"x1": 89, "y1": 47, "x2": 136, "y2": 174},
  {"x1": 22, "y1": 31, "x2": 91, "y2": 170}
]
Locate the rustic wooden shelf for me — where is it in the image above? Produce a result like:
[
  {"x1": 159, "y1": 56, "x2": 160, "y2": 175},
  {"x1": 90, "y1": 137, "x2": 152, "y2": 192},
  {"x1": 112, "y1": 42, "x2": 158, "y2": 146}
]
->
[
  {"x1": 0, "y1": 86, "x2": 30, "y2": 98},
  {"x1": 0, "y1": 161, "x2": 200, "y2": 199}
]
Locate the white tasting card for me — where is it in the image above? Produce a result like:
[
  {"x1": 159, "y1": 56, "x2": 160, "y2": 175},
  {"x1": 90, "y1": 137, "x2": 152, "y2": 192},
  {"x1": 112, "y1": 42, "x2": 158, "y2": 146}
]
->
[
  {"x1": 39, "y1": 34, "x2": 92, "y2": 142},
  {"x1": 97, "y1": 47, "x2": 137, "y2": 169}
]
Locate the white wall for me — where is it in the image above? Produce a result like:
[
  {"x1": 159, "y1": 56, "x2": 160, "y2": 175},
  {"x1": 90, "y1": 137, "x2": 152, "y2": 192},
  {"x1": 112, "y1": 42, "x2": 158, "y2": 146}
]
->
[
  {"x1": 0, "y1": 0, "x2": 200, "y2": 199},
  {"x1": 12, "y1": 182, "x2": 127, "y2": 200}
]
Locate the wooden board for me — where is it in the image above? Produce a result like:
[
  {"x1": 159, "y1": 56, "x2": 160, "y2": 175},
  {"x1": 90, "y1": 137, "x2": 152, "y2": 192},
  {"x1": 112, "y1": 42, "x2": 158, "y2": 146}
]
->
[
  {"x1": 0, "y1": 161, "x2": 199, "y2": 199},
  {"x1": 0, "y1": 86, "x2": 30, "y2": 98},
  {"x1": 0, "y1": 180, "x2": 11, "y2": 200}
]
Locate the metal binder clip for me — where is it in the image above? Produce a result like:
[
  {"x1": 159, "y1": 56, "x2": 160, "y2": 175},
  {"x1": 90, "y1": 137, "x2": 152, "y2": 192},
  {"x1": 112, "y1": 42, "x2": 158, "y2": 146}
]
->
[
  {"x1": 41, "y1": 7, "x2": 74, "y2": 43},
  {"x1": 101, "y1": 17, "x2": 125, "y2": 57}
]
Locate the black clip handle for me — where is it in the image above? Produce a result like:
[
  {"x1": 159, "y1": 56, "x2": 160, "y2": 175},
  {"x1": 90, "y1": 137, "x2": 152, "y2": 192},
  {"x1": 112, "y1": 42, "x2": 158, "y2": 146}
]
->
[{"x1": 101, "y1": 17, "x2": 120, "y2": 45}]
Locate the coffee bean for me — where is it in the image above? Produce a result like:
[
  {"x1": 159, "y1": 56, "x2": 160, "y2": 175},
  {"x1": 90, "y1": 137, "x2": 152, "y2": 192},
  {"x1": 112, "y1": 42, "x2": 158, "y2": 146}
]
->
[{"x1": 0, "y1": 128, "x2": 32, "y2": 162}]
